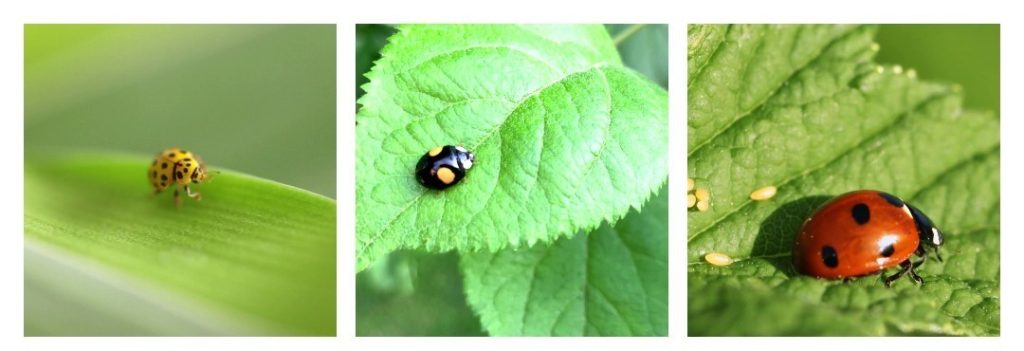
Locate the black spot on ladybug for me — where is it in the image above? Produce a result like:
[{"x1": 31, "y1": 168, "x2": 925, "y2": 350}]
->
[
  {"x1": 184, "y1": 158, "x2": 192, "y2": 162},
  {"x1": 180, "y1": 151, "x2": 188, "y2": 155},
  {"x1": 851, "y1": 203, "x2": 870, "y2": 225},
  {"x1": 822, "y1": 246, "x2": 839, "y2": 268},
  {"x1": 167, "y1": 153, "x2": 175, "y2": 157},
  {"x1": 160, "y1": 182, "x2": 166, "y2": 187},
  {"x1": 185, "y1": 162, "x2": 191, "y2": 167},
  {"x1": 878, "y1": 192, "x2": 905, "y2": 208},
  {"x1": 881, "y1": 243, "x2": 895, "y2": 257},
  {"x1": 161, "y1": 174, "x2": 168, "y2": 181},
  {"x1": 161, "y1": 162, "x2": 168, "y2": 169},
  {"x1": 151, "y1": 171, "x2": 156, "y2": 179},
  {"x1": 176, "y1": 171, "x2": 183, "y2": 179}
]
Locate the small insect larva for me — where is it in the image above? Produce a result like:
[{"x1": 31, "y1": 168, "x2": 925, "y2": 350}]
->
[
  {"x1": 687, "y1": 194, "x2": 697, "y2": 208},
  {"x1": 704, "y1": 252, "x2": 734, "y2": 266},
  {"x1": 750, "y1": 186, "x2": 778, "y2": 201}
]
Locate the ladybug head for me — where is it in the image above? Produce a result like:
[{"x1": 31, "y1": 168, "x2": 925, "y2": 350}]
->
[
  {"x1": 190, "y1": 164, "x2": 215, "y2": 184},
  {"x1": 195, "y1": 164, "x2": 208, "y2": 181},
  {"x1": 907, "y1": 204, "x2": 943, "y2": 247},
  {"x1": 926, "y1": 226, "x2": 944, "y2": 247},
  {"x1": 454, "y1": 145, "x2": 475, "y2": 170}
]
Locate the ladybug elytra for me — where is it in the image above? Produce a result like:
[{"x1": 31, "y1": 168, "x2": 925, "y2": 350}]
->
[{"x1": 792, "y1": 190, "x2": 943, "y2": 287}]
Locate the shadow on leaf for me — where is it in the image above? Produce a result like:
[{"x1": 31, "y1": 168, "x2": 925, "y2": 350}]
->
[{"x1": 752, "y1": 195, "x2": 832, "y2": 277}]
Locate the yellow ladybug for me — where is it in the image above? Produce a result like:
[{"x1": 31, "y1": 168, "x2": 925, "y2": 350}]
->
[{"x1": 148, "y1": 147, "x2": 209, "y2": 206}]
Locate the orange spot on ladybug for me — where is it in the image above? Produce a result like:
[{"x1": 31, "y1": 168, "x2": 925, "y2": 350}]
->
[
  {"x1": 428, "y1": 146, "x2": 443, "y2": 157},
  {"x1": 436, "y1": 167, "x2": 456, "y2": 185}
]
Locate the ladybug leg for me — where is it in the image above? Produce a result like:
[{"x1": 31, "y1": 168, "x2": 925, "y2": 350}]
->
[
  {"x1": 185, "y1": 185, "x2": 202, "y2": 201},
  {"x1": 173, "y1": 186, "x2": 182, "y2": 207},
  {"x1": 884, "y1": 260, "x2": 914, "y2": 287},
  {"x1": 909, "y1": 266, "x2": 924, "y2": 285},
  {"x1": 907, "y1": 259, "x2": 925, "y2": 285},
  {"x1": 910, "y1": 247, "x2": 932, "y2": 285},
  {"x1": 933, "y1": 246, "x2": 944, "y2": 262},
  {"x1": 913, "y1": 247, "x2": 928, "y2": 269}
]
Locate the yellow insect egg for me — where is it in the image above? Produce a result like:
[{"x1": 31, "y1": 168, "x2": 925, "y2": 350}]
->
[
  {"x1": 687, "y1": 194, "x2": 697, "y2": 208},
  {"x1": 695, "y1": 188, "x2": 710, "y2": 202},
  {"x1": 688, "y1": 178, "x2": 695, "y2": 191},
  {"x1": 696, "y1": 200, "x2": 710, "y2": 212},
  {"x1": 704, "y1": 252, "x2": 734, "y2": 266},
  {"x1": 750, "y1": 186, "x2": 778, "y2": 201}
]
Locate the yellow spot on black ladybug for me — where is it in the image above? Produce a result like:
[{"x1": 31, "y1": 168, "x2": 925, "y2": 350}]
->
[
  {"x1": 437, "y1": 167, "x2": 456, "y2": 184},
  {"x1": 428, "y1": 146, "x2": 443, "y2": 157}
]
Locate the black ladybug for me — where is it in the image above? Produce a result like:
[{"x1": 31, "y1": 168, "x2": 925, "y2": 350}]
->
[{"x1": 415, "y1": 145, "x2": 475, "y2": 190}]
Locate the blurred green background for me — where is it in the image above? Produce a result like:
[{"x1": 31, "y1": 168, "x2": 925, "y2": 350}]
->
[
  {"x1": 354, "y1": 23, "x2": 668, "y2": 336},
  {"x1": 25, "y1": 24, "x2": 337, "y2": 197},
  {"x1": 876, "y1": 24, "x2": 999, "y2": 115}
]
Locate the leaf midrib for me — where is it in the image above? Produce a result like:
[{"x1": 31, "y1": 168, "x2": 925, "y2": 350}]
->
[{"x1": 687, "y1": 25, "x2": 865, "y2": 156}]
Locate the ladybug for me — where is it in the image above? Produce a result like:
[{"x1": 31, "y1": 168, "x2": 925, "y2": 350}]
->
[
  {"x1": 149, "y1": 147, "x2": 209, "y2": 206},
  {"x1": 415, "y1": 145, "x2": 475, "y2": 190},
  {"x1": 792, "y1": 190, "x2": 943, "y2": 287}
]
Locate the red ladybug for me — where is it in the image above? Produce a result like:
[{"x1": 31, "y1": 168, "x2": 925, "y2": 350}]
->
[{"x1": 792, "y1": 190, "x2": 943, "y2": 287}]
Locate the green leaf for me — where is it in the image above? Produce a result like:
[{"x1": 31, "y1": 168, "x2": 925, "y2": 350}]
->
[
  {"x1": 25, "y1": 154, "x2": 336, "y2": 335},
  {"x1": 356, "y1": 24, "x2": 397, "y2": 100},
  {"x1": 460, "y1": 187, "x2": 667, "y2": 336},
  {"x1": 356, "y1": 251, "x2": 486, "y2": 336},
  {"x1": 356, "y1": 24, "x2": 668, "y2": 271},
  {"x1": 687, "y1": 24, "x2": 999, "y2": 336}
]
